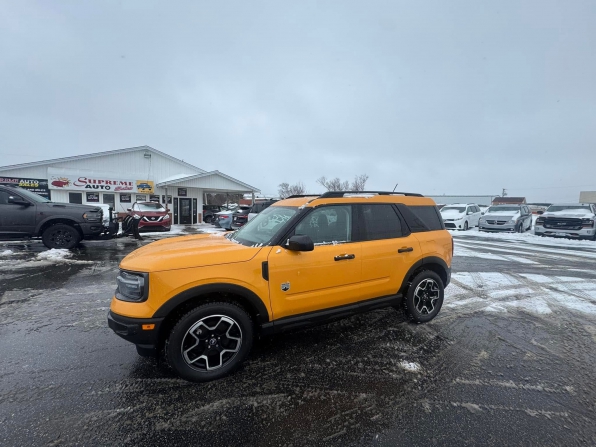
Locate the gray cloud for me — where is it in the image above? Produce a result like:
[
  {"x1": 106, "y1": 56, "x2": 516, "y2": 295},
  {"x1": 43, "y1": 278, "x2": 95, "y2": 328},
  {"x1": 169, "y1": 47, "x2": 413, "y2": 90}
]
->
[{"x1": 1, "y1": 0, "x2": 595, "y2": 201}]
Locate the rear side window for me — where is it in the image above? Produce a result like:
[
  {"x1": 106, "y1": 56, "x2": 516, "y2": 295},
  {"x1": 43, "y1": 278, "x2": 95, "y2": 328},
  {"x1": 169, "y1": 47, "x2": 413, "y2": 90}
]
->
[
  {"x1": 400, "y1": 205, "x2": 444, "y2": 232},
  {"x1": 360, "y1": 204, "x2": 402, "y2": 240}
]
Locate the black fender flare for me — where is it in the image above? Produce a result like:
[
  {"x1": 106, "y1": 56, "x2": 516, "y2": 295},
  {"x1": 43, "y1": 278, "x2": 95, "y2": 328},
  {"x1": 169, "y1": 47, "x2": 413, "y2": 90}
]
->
[
  {"x1": 152, "y1": 283, "x2": 270, "y2": 324},
  {"x1": 398, "y1": 256, "x2": 451, "y2": 294}
]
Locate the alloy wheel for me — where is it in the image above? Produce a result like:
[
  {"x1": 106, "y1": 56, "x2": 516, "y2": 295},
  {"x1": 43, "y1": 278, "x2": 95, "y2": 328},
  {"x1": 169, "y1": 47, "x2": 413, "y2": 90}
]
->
[
  {"x1": 413, "y1": 279, "x2": 440, "y2": 315},
  {"x1": 181, "y1": 315, "x2": 242, "y2": 371}
]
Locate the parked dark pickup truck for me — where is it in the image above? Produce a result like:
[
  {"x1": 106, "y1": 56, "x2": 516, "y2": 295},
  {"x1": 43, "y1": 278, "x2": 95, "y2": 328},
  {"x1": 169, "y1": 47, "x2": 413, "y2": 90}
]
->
[{"x1": 0, "y1": 184, "x2": 118, "y2": 249}]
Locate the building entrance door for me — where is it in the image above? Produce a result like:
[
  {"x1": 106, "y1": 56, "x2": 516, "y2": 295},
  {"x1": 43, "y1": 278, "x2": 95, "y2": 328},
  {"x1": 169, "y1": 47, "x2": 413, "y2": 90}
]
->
[{"x1": 180, "y1": 198, "x2": 192, "y2": 224}]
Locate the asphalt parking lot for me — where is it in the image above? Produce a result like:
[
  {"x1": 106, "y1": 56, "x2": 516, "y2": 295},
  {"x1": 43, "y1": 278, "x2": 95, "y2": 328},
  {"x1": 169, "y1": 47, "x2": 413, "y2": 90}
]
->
[{"x1": 1, "y1": 228, "x2": 596, "y2": 446}]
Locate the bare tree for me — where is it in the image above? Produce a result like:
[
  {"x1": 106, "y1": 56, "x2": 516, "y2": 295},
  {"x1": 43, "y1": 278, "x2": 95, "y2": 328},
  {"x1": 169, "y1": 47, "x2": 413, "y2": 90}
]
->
[
  {"x1": 316, "y1": 176, "x2": 349, "y2": 191},
  {"x1": 317, "y1": 174, "x2": 368, "y2": 191},
  {"x1": 350, "y1": 174, "x2": 369, "y2": 191},
  {"x1": 278, "y1": 182, "x2": 306, "y2": 199}
]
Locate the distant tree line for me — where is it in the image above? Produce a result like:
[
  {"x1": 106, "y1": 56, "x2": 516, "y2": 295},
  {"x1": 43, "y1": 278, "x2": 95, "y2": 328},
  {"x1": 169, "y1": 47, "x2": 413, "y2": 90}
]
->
[{"x1": 277, "y1": 174, "x2": 369, "y2": 199}]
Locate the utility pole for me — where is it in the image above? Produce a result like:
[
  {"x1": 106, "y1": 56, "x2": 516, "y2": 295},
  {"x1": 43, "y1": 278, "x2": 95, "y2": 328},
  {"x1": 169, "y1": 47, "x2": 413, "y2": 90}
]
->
[{"x1": 502, "y1": 188, "x2": 507, "y2": 197}]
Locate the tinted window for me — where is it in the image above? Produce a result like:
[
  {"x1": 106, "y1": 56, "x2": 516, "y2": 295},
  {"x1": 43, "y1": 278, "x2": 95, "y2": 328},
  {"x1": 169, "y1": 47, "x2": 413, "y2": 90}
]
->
[
  {"x1": 69, "y1": 192, "x2": 82, "y2": 204},
  {"x1": 406, "y1": 205, "x2": 444, "y2": 231},
  {"x1": 361, "y1": 204, "x2": 402, "y2": 240},
  {"x1": 295, "y1": 205, "x2": 352, "y2": 245},
  {"x1": 0, "y1": 190, "x2": 10, "y2": 205}
]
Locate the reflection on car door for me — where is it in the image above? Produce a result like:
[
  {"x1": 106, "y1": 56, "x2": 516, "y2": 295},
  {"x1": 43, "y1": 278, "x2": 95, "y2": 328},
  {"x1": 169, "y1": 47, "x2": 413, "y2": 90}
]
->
[
  {"x1": 358, "y1": 204, "x2": 421, "y2": 299},
  {"x1": 0, "y1": 191, "x2": 37, "y2": 236},
  {"x1": 267, "y1": 205, "x2": 363, "y2": 319}
]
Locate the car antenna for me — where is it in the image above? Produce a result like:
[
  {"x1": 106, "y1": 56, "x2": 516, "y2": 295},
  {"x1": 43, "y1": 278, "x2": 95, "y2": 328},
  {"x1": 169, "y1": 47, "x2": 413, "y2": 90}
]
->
[{"x1": 392, "y1": 183, "x2": 398, "y2": 192}]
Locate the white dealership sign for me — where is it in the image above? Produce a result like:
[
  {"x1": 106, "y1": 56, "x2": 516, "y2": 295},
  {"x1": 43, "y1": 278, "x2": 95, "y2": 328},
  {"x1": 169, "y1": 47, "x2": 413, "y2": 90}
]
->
[{"x1": 48, "y1": 171, "x2": 154, "y2": 193}]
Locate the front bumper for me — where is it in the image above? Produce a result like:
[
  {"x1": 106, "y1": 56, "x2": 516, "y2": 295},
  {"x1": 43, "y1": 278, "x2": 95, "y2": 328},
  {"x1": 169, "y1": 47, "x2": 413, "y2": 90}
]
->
[
  {"x1": 444, "y1": 220, "x2": 465, "y2": 230},
  {"x1": 534, "y1": 226, "x2": 595, "y2": 239},
  {"x1": 78, "y1": 222, "x2": 105, "y2": 236},
  {"x1": 107, "y1": 310, "x2": 164, "y2": 357},
  {"x1": 478, "y1": 222, "x2": 516, "y2": 232}
]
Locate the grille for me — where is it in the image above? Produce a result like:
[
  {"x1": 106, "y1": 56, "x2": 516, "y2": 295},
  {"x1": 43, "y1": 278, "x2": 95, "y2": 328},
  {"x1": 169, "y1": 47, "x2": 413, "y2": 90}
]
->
[
  {"x1": 444, "y1": 223, "x2": 456, "y2": 229},
  {"x1": 544, "y1": 217, "x2": 582, "y2": 230},
  {"x1": 486, "y1": 220, "x2": 508, "y2": 225}
]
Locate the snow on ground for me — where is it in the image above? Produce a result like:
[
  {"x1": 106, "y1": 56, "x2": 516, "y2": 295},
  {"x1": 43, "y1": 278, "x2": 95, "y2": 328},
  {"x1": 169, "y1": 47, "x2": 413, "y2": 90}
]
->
[
  {"x1": 399, "y1": 361, "x2": 421, "y2": 372},
  {"x1": 450, "y1": 227, "x2": 596, "y2": 250},
  {"x1": 37, "y1": 249, "x2": 73, "y2": 262},
  {"x1": 0, "y1": 250, "x2": 14, "y2": 256},
  {"x1": 142, "y1": 224, "x2": 226, "y2": 237}
]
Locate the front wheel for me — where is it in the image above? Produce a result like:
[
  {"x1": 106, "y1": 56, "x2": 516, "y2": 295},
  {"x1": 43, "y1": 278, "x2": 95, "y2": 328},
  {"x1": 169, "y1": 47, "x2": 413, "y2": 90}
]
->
[
  {"x1": 404, "y1": 270, "x2": 444, "y2": 323},
  {"x1": 41, "y1": 224, "x2": 81, "y2": 249},
  {"x1": 167, "y1": 302, "x2": 253, "y2": 382},
  {"x1": 463, "y1": 221, "x2": 469, "y2": 231}
]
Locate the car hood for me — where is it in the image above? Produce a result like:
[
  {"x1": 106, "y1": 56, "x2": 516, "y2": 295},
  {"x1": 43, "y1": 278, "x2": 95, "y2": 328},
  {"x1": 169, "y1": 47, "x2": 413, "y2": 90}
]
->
[
  {"x1": 42, "y1": 202, "x2": 103, "y2": 213},
  {"x1": 120, "y1": 234, "x2": 262, "y2": 272},
  {"x1": 482, "y1": 211, "x2": 519, "y2": 220},
  {"x1": 441, "y1": 210, "x2": 465, "y2": 218},
  {"x1": 542, "y1": 210, "x2": 595, "y2": 219}
]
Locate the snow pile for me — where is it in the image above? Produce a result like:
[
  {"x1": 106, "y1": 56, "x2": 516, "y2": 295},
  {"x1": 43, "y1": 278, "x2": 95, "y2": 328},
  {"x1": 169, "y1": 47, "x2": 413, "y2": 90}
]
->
[
  {"x1": 0, "y1": 250, "x2": 14, "y2": 256},
  {"x1": 37, "y1": 249, "x2": 73, "y2": 262},
  {"x1": 400, "y1": 361, "x2": 421, "y2": 372}
]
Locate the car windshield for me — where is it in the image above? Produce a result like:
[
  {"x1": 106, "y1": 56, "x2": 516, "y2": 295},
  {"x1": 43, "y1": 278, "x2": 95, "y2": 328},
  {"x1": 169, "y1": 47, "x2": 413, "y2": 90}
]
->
[
  {"x1": 487, "y1": 206, "x2": 520, "y2": 213},
  {"x1": 230, "y1": 206, "x2": 297, "y2": 246},
  {"x1": 547, "y1": 205, "x2": 591, "y2": 212},
  {"x1": 441, "y1": 206, "x2": 465, "y2": 213},
  {"x1": 11, "y1": 188, "x2": 51, "y2": 203},
  {"x1": 134, "y1": 202, "x2": 165, "y2": 212}
]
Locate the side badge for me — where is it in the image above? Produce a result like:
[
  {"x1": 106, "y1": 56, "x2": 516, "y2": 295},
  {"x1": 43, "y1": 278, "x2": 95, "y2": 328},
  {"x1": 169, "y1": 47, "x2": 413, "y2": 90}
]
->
[{"x1": 281, "y1": 282, "x2": 290, "y2": 292}]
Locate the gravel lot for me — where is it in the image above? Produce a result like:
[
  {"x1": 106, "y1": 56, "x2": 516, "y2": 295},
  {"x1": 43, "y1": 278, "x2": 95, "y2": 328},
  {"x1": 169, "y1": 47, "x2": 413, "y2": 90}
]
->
[{"x1": 1, "y1": 227, "x2": 595, "y2": 446}]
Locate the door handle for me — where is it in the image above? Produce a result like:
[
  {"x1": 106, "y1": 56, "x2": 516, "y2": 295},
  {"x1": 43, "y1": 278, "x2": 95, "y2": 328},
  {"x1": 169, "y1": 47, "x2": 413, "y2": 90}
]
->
[
  {"x1": 398, "y1": 247, "x2": 413, "y2": 253},
  {"x1": 334, "y1": 254, "x2": 355, "y2": 261}
]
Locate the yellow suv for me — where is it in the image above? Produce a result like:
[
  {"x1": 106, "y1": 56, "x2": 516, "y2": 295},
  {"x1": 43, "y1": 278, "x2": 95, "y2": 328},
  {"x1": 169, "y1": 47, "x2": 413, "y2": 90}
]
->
[{"x1": 108, "y1": 191, "x2": 453, "y2": 382}]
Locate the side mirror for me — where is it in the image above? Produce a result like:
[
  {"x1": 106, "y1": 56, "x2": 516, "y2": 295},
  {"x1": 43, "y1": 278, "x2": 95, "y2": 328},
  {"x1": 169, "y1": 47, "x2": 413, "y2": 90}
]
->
[
  {"x1": 480, "y1": 211, "x2": 485, "y2": 215},
  {"x1": 286, "y1": 235, "x2": 314, "y2": 252},
  {"x1": 537, "y1": 210, "x2": 543, "y2": 215},
  {"x1": 8, "y1": 196, "x2": 30, "y2": 206},
  {"x1": 127, "y1": 208, "x2": 132, "y2": 212}
]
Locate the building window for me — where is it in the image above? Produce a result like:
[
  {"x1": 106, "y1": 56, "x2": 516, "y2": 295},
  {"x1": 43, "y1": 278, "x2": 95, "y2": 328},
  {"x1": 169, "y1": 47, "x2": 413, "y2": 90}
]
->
[
  {"x1": 103, "y1": 193, "x2": 115, "y2": 208},
  {"x1": 69, "y1": 192, "x2": 82, "y2": 204}
]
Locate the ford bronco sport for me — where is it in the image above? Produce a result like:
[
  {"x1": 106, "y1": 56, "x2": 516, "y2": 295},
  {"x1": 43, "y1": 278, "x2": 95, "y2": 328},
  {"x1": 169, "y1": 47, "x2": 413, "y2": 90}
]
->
[
  {"x1": 0, "y1": 184, "x2": 118, "y2": 249},
  {"x1": 108, "y1": 191, "x2": 452, "y2": 382}
]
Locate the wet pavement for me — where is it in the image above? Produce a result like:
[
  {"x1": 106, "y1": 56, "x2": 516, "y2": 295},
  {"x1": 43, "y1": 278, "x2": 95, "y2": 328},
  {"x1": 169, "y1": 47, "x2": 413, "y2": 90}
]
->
[{"x1": 1, "y1": 230, "x2": 596, "y2": 446}]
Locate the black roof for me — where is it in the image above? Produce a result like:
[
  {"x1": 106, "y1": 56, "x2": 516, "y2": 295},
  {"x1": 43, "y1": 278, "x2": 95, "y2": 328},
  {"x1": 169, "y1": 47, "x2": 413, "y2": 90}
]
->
[{"x1": 287, "y1": 191, "x2": 423, "y2": 199}]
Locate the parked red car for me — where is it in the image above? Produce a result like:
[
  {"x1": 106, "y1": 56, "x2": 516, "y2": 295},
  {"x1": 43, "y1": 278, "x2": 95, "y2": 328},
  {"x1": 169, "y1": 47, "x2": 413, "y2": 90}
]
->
[{"x1": 126, "y1": 201, "x2": 171, "y2": 232}]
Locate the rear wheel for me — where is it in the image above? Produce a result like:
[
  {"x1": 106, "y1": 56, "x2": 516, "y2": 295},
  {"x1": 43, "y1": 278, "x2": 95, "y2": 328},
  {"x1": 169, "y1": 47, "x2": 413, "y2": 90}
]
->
[
  {"x1": 204, "y1": 215, "x2": 213, "y2": 224},
  {"x1": 404, "y1": 270, "x2": 444, "y2": 323},
  {"x1": 167, "y1": 302, "x2": 253, "y2": 382},
  {"x1": 41, "y1": 224, "x2": 81, "y2": 249}
]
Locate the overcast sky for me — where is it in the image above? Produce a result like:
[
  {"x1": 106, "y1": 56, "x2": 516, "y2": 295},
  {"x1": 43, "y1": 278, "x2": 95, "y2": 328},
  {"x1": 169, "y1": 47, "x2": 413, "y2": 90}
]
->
[{"x1": 1, "y1": 0, "x2": 594, "y2": 202}]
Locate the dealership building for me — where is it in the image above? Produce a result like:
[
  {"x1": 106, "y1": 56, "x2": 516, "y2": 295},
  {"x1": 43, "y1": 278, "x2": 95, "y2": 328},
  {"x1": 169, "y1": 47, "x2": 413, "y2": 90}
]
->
[{"x1": 0, "y1": 145, "x2": 259, "y2": 224}]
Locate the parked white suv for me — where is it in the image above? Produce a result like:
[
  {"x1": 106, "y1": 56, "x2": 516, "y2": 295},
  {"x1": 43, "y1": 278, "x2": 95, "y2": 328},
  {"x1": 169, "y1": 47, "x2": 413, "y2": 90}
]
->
[
  {"x1": 440, "y1": 203, "x2": 482, "y2": 231},
  {"x1": 535, "y1": 203, "x2": 596, "y2": 240}
]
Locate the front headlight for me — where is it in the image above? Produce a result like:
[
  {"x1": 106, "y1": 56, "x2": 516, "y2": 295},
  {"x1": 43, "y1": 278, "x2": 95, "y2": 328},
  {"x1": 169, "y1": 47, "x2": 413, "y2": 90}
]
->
[
  {"x1": 83, "y1": 212, "x2": 102, "y2": 223},
  {"x1": 507, "y1": 219, "x2": 517, "y2": 224},
  {"x1": 116, "y1": 270, "x2": 148, "y2": 302},
  {"x1": 163, "y1": 214, "x2": 170, "y2": 220},
  {"x1": 479, "y1": 217, "x2": 486, "y2": 223}
]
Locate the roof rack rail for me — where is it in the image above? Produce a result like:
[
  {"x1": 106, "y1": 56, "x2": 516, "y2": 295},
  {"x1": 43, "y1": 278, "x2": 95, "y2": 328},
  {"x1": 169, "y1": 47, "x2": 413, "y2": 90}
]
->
[
  {"x1": 319, "y1": 191, "x2": 424, "y2": 198},
  {"x1": 286, "y1": 194, "x2": 322, "y2": 199}
]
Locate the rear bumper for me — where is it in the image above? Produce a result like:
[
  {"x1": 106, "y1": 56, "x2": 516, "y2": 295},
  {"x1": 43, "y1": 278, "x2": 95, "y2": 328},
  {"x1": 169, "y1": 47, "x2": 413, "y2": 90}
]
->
[{"x1": 107, "y1": 310, "x2": 164, "y2": 357}]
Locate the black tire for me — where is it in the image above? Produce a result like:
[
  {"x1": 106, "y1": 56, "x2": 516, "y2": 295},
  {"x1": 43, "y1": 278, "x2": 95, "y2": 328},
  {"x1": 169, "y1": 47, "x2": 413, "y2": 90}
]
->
[
  {"x1": 167, "y1": 302, "x2": 253, "y2": 382},
  {"x1": 516, "y1": 223, "x2": 523, "y2": 233},
  {"x1": 204, "y1": 215, "x2": 213, "y2": 224},
  {"x1": 404, "y1": 270, "x2": 444, "y2": 323},
  {"x1": 463, "y1": 221, "x2": 469, "y2": 231},
  {"x1": 41, "y1": 224, "x2": 81, "y2": 249}
]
